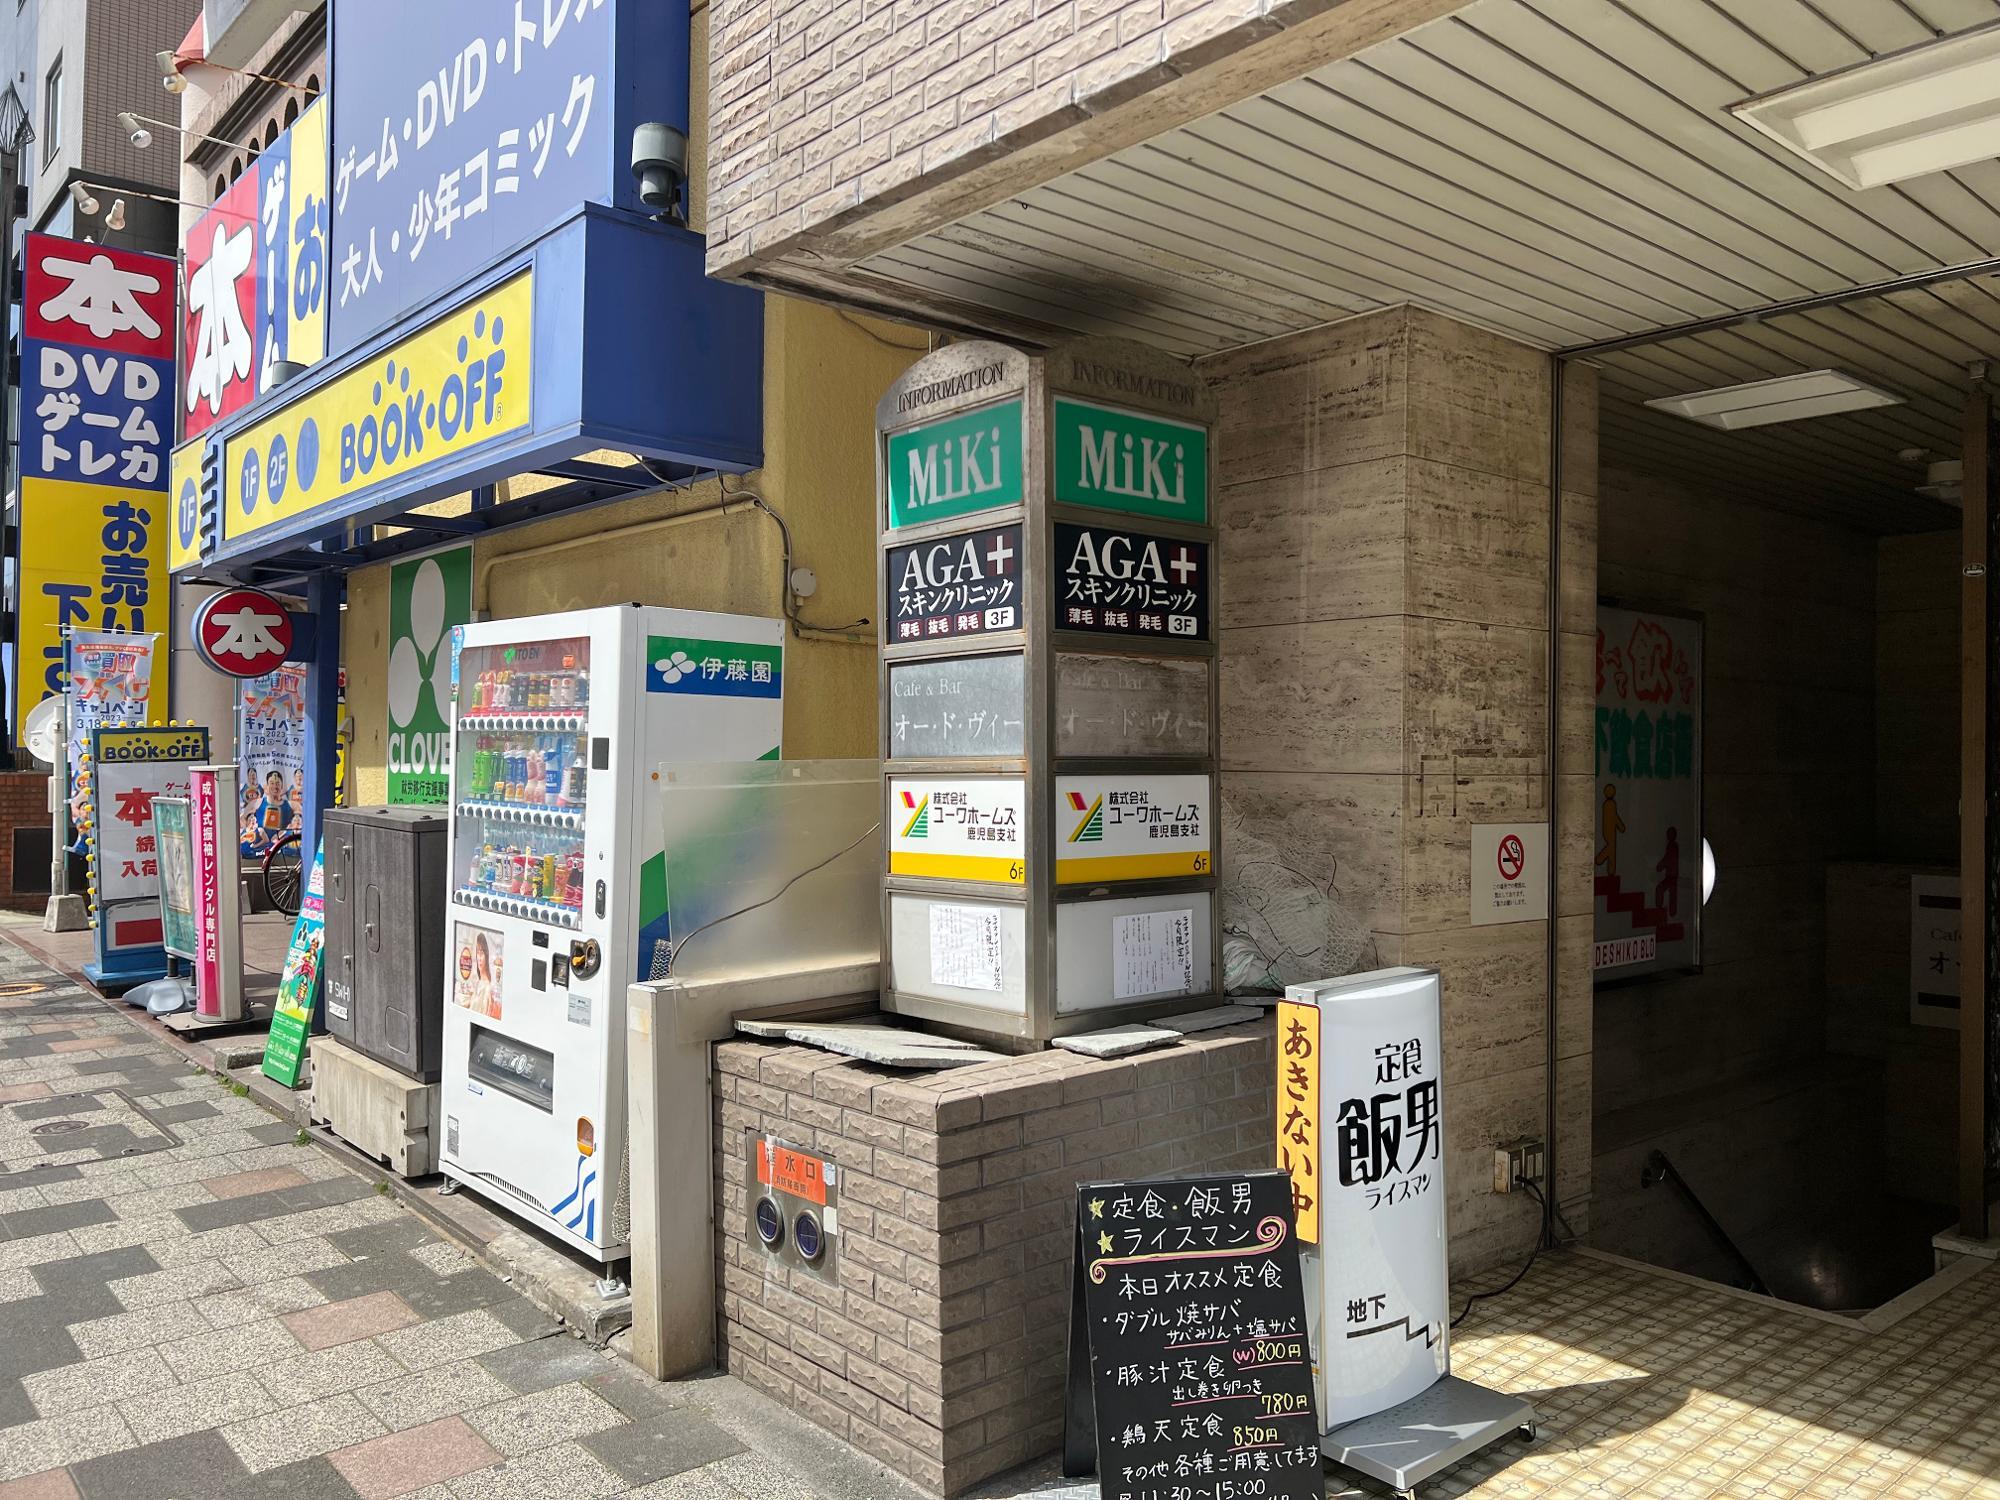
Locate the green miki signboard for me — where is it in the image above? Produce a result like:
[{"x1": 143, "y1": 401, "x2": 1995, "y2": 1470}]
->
[
  {"x1": 1053, "y1": 397, "x2": 1209, "y2": 524},
  {"x1": 886, "y1": 398, "x2": 1024, "y2": 528},
  {"x1": 388, "y1": 545, "x2": 473, "y2": 804}
]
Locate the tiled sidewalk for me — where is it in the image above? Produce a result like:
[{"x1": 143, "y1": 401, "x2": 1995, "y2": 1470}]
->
[
  {"x1": 0, "y1": 938, "x2": 925, "y2": 1500},
  {"x1": 982, "y1": 1252, "x2": 2000, "y2": 1499},
  {"x1": 10, "y1": 927, "x2": 2000, "y2": 1500}
]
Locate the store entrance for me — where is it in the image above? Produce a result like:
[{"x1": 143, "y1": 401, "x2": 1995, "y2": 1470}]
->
[{"x1": 1581, "y1": 286, "x2": 1987, "y2": 1312}]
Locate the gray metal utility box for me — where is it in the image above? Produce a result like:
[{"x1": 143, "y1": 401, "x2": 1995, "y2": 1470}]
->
[{"x1": 322, "y1": 806, "x2": 447, "y2": 1082}]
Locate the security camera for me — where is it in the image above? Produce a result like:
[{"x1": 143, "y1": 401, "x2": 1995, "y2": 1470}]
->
[{"x1": 631, "y1": 122, "x2": 688, "y2": 222}]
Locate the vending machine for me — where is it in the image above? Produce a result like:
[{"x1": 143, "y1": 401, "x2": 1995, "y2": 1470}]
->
[{"x1": 438, "y1": 604, "x2": 783, "y2": 1261}]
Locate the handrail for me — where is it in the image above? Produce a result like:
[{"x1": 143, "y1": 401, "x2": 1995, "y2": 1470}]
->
[{"x1": 1640, "y1": 1149, "x2": 1770, "y2": 1295}]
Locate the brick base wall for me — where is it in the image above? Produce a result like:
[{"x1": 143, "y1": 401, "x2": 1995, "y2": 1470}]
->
[
  {"x1": 714, "y1": 1020, "x2": 1277, "y2": 1495},
  {"x1": 0, "y1": 773, "x2": 51, "y2": 910}
]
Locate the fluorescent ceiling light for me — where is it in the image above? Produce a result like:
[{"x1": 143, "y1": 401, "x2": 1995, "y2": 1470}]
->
[
  {"x1": 1644, "y1": 370, "x2": 1902, "y2": 430},
  {"x1": 1732, "y1": 21, "x2": 2000, "y2": 190}
]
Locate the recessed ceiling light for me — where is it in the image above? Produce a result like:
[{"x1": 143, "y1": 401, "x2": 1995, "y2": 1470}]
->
[
  {"x1": 1644, "y1": 370, "x2": 1902, "y2": 430},
  {"x1": 1732, "y1": 21, "x2": 2000, "y2": 190}
]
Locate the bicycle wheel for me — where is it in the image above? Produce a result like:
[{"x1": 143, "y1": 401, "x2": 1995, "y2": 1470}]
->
[{"x1": 263, "y1": 833, "x2": 303, "y2": 917}]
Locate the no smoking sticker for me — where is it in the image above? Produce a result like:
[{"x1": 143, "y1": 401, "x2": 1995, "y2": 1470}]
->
[{"x1": 1472, "y1": 824, "x2": 1548, "y2": 927}]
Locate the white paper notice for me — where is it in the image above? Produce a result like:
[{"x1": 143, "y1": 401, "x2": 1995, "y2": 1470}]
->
[
  {"x1": 1113, "y1": 909, "x2": 1195, "y2": 1000},
  {"x1": 929, "y1": 905, "x2": 1004, "y2": 992}
]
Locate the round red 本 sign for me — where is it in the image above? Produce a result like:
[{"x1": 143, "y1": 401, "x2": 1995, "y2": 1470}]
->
[
  {"x1": 191, "y1": 587, "x2": 294, "y2": 678},
  {"x1": 1496, "y1": 834, "x2": 1527, "y2": 882}
]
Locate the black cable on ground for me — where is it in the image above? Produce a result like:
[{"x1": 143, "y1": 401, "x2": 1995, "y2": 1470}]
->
[
  {"x1": 1450, "y1": 1242, "x2": 1539, "y2": 1329},
  {"x1": 1450, "y1": 1174, "x2": 1574, "y2": 1329}
]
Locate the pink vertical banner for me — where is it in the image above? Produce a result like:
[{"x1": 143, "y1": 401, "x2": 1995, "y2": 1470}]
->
[{"x1": 190, "y1": 769, "x2": 222, "y2": 1016}]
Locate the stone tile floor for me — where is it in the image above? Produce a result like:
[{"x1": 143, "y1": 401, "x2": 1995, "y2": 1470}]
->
[
  {"x1": 7, "y1": 929, "x2": 2000, "y2": 1498},
  {"x1": 0, "y1": 937, "x2": 928, "y2": 1500},
  {"x1": 984, "y1": 1247, "x2": 2000, "y2": 1499}
]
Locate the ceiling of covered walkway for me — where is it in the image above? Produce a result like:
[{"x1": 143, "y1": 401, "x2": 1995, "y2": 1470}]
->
[{"x1": 840, "y1": 0, "x2": 2000, "y2": 530}]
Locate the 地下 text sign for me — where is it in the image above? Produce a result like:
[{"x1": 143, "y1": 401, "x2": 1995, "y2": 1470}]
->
[
  {"x1": 192, "y1": 588, "x2": 295, "y2": 678},
  {"x1": 887, "y1": 523, "x2": 1021, "y2": 642},
  {"x1": 885, "y1": 399, "x2": 1023, "y2": 528},
  {"x1": 1070, "y1": 1170, "x2": 1321, "y2": 1500},
  {"x1": 223, "y1": 273, "x2": 532, "y2": 544},
  {"x1": 181, "y1": 99, "x2": 330, "y2": 438},
  {"x1": 1053, "y1": 397, "x2": 1209, "y2": 524},
  {"x1": 1056, "y1": 774, "x2": 1210, "y2": 884},
  {"x1": 889, "y1": 778, "x2": 1025, "y2": 885},
  {"x1": 329, "y1": 0, "x2": 613, "y2": 353},
  {"x1": 389, "y1": 546, "x2": 472, "y2": 803},
  {"x1": 16, "y1": 234, "x2": 174, "y2": 743},
  {"x1": 1054, "y1": 522, "x2": 1208, "y2": 642}
]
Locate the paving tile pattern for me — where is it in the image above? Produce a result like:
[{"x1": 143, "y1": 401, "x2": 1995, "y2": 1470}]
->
[
  {"x1": 0, "y1": 937, "x2": 920, "y2": 1500},
  {"x1": 10, "y1": 935, "x2": 2000, "y2": 1498}
]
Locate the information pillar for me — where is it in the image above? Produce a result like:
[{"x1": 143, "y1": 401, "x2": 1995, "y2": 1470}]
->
[{"x1": 875, "y1": 338, "x2": 1220, "y2": 1042}]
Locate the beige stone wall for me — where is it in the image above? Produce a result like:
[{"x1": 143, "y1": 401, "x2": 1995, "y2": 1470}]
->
[
  {"x1": 1198, "y1": 305, "x2": 1595, "y2": 1278},
  {"x1": 714, "y1": 1024, "x2": 1276, "y2": 1496},
  {"x1": 706, "y1": 0, "x2": 1469, "y2": 285}
]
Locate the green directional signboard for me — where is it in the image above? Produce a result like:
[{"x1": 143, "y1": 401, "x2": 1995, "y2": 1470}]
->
[
  {"x1": 885, "y1": 399, "x2": 1024, "y2": 528},
  {"x1": 1052, "y1": 397, "x2": 1209, "y2": 524}
]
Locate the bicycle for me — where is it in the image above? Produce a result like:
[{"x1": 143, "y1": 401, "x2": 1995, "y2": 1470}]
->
[{"x1": 262, "y1": 830, "x2": 303, "y2": 917}]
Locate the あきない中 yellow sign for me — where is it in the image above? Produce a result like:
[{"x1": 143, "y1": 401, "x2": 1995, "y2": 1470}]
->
[
  {"x1": 222, "y1": 271, "x2": 533, "y2": 543},
  {"x1": 1276, "y1": 997, "x2": 1321, "y2": 1244}
]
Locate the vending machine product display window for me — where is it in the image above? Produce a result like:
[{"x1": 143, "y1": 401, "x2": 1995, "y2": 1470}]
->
[{"x1": 438, "y1": 604, "x2": 784, "y2": 1261}]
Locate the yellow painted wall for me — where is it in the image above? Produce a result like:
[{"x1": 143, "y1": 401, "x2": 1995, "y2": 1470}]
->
[{"x1": 342, "y1": 295, "x2": 927, "y2": 806}]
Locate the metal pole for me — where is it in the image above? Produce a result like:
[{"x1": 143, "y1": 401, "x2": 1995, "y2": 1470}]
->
[
  {"x1": 1543, "y1": 356, "x2": 1565, "y2": 1252},
  {"x1": 299, "y1": 569, "x2": 340, "y2": 1033},
  {"x1": 1960, "y1": 375, "x2": 1991, "y2": 1243}
]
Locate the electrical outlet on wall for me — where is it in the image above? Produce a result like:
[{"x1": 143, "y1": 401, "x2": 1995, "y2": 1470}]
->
[{"x1": 1493, "y1": 1137, "x2": 1546, "y2": 1193}]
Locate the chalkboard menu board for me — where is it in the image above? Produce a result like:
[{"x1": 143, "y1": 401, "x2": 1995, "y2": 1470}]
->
[{"x1": 1068, "y1": 1170, "x2": 1323, "y2": 1500}]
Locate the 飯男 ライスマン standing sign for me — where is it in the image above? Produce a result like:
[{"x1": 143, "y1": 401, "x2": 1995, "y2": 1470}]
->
[{"x1": 1281, "y1": 968, "x2": 1449, "y2": 1428}]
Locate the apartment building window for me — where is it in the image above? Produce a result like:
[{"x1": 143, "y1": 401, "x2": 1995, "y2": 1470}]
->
[{"x1": 41, "y1": 56, "x2": 58, "y2": 165}]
